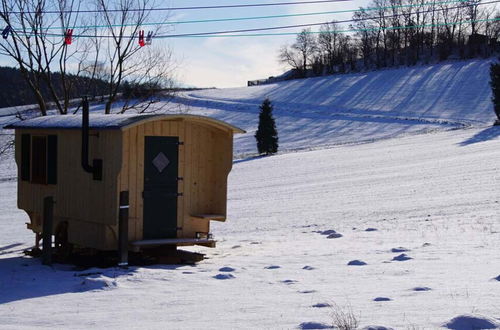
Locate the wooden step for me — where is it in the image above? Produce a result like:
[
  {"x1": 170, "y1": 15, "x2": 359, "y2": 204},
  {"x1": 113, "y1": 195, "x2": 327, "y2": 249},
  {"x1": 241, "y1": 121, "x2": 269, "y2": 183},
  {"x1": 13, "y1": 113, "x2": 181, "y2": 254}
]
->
[
  {"x1": 190, "y1": 214, "x2": 226, "y2": 222},
  {"x1": 131, "y1": 238, "x2": 216, "y2": 251}
]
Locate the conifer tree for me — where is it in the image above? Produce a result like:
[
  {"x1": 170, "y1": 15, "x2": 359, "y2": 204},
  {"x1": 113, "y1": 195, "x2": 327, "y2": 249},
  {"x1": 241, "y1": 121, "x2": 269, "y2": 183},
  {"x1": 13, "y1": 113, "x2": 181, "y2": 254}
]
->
[
  {"x1": 255, "y1": 98, "x2": 279, "y2": 155},
  {"x1": 490, "y1": 62, "x2": 500, "y2": 125}
]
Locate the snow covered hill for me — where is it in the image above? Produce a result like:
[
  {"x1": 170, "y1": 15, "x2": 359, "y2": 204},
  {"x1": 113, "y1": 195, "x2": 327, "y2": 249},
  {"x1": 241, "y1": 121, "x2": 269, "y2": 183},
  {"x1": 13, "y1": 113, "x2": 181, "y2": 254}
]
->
[
  {"x1": 0, "y1": 59, "x2": 499, "y2": 329},
  {"x1": 169, "y1": 59, "x2": 497, "y2": 156}
]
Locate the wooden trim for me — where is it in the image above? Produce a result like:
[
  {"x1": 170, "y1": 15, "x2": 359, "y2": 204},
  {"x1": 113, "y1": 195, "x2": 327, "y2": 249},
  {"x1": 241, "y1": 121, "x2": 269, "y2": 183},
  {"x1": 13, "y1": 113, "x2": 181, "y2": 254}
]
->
[
  {"x1": 120, "y1": 114, "x2": 246, "y2": 134},
  {"x1": 131, "y1": 238, "x2": 216, "y2": 247},
  {"x1": 191, "y1": 214, "x2": 226, "y2": 222}
]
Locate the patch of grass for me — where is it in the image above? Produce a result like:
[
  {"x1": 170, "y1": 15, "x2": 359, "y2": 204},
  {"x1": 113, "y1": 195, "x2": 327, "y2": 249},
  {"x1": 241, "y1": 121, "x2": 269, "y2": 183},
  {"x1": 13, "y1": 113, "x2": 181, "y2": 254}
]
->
[{"x1": 330, "y1": 303, "x2": 359, "y2": 330}]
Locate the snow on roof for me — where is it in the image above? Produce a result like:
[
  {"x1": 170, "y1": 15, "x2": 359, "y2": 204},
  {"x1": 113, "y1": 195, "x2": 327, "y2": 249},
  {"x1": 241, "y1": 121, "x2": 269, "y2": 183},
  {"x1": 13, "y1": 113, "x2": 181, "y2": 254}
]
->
[{"x1": 4, "y1": 113, "x2": 245, "y2": 133}]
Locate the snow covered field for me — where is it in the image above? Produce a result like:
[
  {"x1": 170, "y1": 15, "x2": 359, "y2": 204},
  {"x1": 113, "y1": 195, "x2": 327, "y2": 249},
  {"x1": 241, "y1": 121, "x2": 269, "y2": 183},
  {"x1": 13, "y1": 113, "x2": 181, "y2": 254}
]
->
[{"x1": 0, "y1": 60, "x2": 499, "y2": 329}]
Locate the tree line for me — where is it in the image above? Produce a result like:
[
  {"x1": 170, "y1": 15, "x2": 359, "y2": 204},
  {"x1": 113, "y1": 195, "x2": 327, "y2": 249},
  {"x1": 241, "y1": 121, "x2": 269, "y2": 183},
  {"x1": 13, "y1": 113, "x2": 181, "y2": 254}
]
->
[
  {"x1": 0, "y1": 66, "x2": 110, "y2": 109},
  {"x1": 0, "y1": 0, "x2": 175, "y2": 116},
  {"x1": 279, "y1": 0, "x2": 500, "y2": 77}
]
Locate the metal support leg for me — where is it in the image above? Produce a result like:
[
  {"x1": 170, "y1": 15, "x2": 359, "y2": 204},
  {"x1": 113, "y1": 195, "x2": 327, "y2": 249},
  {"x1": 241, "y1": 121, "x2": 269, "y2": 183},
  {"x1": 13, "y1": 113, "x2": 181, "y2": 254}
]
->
[
  {"x1": 118, "y1": 191, "x2": 129, "y2": 267},
  {"x1": 42, "y1": 196, "x2": 54, "y2": 265}
]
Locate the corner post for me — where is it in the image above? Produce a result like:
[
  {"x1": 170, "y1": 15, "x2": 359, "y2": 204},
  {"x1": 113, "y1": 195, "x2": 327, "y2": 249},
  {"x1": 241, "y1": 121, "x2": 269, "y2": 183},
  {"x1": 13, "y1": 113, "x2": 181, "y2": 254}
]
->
[
  {"x1": 118, "y1": 191, "x2": 129, "y2": 267},
  {"x1": 42, "y1": 196, "x2": 54, "y2": 265}
]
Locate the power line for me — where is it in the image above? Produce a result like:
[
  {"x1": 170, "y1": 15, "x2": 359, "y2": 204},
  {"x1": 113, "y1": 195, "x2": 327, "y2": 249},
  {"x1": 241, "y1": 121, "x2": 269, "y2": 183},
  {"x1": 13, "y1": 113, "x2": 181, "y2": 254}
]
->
[
  {"x1": 201, "y1": 17, "x2": 500, "y2": 37},
  {"x1": 0, "y1": 0, "x2": 352, "y2": 15},
  {"x1": 155, "y1": 1, "x2": 498, "y2": 39},
  {"x1": 31, "y1": 0, "x2": 496, "y2": 39},
  {"x1": 41, "y1": 0, "x2": 467, "y2": 31},
  {"x1": 30, "y1": 16, "x2": 500, "y2": 40}
]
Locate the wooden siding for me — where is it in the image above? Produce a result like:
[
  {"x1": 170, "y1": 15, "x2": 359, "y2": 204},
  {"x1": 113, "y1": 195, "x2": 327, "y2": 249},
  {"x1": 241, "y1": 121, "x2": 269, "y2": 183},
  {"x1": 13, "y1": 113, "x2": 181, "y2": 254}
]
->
[
  {"x1": 15, "y1": 129, "x2": 122, "y2": 250},
  {"x1": 15, "y1": 116, "x2": 234, "y2": 250},
  {"x1": 119, "y1": 119, "x2": 233, "y2": 241}
]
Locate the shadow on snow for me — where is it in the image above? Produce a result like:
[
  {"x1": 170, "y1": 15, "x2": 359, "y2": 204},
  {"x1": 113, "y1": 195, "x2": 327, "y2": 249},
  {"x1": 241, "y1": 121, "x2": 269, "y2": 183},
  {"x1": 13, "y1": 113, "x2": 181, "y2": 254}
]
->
[
  {"x1": 0, "y1": 254, "x2": 190, "y2": 305},
  {"x1": 459, "y1": 126, "x2": 500, "y2": 146}
]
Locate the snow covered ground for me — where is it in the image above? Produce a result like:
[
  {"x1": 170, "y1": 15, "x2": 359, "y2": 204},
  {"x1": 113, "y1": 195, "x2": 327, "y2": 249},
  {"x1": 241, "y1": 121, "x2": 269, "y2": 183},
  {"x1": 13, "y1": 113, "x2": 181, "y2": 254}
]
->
[{"x1": 0, "y1": 59, "x2": 499, "y2": 329}]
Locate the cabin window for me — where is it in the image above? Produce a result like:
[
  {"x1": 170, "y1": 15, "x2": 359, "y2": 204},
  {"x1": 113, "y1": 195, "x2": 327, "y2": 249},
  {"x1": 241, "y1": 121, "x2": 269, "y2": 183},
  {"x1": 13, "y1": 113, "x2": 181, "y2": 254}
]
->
[
  {"x1": 31, "y1": 136, "x2": 47, "y2": 184},
  {"x1": 21, "y1": 134, "x2": 58, "y2": 185}
]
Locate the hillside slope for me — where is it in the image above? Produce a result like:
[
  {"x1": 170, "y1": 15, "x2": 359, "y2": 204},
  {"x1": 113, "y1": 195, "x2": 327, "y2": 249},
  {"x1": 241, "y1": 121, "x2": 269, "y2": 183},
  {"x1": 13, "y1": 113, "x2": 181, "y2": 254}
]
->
[{"x1": 169, "y1": 59, "x2": 496, "y2": 155}]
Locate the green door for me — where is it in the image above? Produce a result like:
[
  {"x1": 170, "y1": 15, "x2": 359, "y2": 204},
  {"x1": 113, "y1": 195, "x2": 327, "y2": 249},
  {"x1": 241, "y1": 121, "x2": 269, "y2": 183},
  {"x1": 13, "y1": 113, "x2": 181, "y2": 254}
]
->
[{"x1": 143, "y1": 136, "x2": 179, "y2": 239}]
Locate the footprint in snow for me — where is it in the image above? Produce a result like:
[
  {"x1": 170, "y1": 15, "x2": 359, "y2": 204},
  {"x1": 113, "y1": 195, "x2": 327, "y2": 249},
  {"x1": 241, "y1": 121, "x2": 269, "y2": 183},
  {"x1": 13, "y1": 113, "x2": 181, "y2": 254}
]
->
[
  {"x1": 413, "y1": 287, "x2": 432, "y2": 292},
  {"x1": 319, "y1": 229, "x2": 337, "y2": 235},
  {"x1": 312, "y1": 303, "x2": 331, "y2": 308},
  {"x1": 493, "y1": 275, "x2": 500, "y2": 281},
  {"x1": 219, "y1": 267, "x2": 235, "y2": 272},
  {"x1": 362, "y1": 326, "x2": 394, "y2": 330},
  {"x1": 348, "y1": 260, "x2": 367, "y2": 266},
  {"x1": 422, "y1": 242, "x2": 431, "y2": 247},
  {"x1": 250, "y1": 241, "x2": 262, "y2": 245},
  {"x1": 231, "y1": 245, "x2": 241, "y2": 249},
  {"x1": 365, "y1": 228, "x2": 378, "y2": 232},
  {"x1": 265, "y1": 265, "x2": 281, "y2": 270},
  {"x1": 391, "y1": 247, "x2": 410, "y2": 253},
  {"x1": 213, "y1": 273, "x2": 235, "y2": 280},
  {"x1": 298, "y1": 322, "x2": 333, "y2": 329},
  {"x1": 327, "y1": 233, "x2": 343, "y2": 239},
  {"x1": 443, "y1": 314, "x2": 499, "y2": 329},
  {"x1": 299, "y1": 290, "x2": 317, "y2": 294},
  {"x1": 282, "y1": 279, "x2": 298, "y2": 285},
  {"x1": 392, "y1": 253, "x2": 413, "y2": 261},
  {"x1": 75, "y1": 278, "x2": 117, "y2": 292},
  {"x1": 373, "y1": 297, "x2": 392, "y2": 302},
  {"x1": 302, "y1": 266, "x2": 315, "y2": 270}
]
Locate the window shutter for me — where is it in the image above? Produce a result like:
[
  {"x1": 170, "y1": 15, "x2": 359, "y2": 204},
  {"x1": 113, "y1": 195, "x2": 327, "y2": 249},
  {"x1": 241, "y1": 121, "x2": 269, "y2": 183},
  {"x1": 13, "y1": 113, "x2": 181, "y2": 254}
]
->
[
  {"x1": 47, "y1": 135, "x2": 58, "y2": 185},
  {"x1": 21, "y1": 134, "x2": 31, "y2": 181}
]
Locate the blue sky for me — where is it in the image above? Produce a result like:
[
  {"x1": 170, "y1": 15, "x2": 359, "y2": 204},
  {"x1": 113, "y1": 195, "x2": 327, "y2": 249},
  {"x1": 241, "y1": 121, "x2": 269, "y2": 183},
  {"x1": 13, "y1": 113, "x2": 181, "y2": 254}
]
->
[
  {"x1": 167, "y1": 0, "x2": 369, "y2": 88},
  {"x1": 0, "y1": 0, "x2": 370, "y2": 88}
]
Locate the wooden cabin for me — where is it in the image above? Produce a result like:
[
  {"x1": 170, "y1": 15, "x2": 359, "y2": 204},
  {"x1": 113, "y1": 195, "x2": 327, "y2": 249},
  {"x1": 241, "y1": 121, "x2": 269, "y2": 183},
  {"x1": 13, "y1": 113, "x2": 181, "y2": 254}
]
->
[{"x1": 5, "y1": 113, "x2": 245, "y2": 253}]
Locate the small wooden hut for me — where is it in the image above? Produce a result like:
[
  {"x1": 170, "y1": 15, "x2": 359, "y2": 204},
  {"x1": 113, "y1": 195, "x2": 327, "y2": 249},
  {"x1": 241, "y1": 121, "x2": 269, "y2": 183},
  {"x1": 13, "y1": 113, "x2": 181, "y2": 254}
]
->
[{"x1": 5, "y1": 113, "x2": 245, "y2": 254}]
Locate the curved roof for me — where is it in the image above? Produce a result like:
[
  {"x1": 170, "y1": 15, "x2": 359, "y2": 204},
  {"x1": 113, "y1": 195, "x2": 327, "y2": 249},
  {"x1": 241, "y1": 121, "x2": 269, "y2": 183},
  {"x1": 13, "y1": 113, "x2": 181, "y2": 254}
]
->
[{"x1": 4, "y1": 114, "x2": 246, "y2": 134}]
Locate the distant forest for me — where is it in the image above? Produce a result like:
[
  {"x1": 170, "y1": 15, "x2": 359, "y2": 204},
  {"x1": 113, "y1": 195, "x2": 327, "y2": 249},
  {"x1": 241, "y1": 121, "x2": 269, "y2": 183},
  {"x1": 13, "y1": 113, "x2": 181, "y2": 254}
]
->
[
  {"x1": 0, "y1": 66, "x2": 110, "y2": 109},
  {"x1": 268, "y1": 0, "x2": 500, "y2": 83}
]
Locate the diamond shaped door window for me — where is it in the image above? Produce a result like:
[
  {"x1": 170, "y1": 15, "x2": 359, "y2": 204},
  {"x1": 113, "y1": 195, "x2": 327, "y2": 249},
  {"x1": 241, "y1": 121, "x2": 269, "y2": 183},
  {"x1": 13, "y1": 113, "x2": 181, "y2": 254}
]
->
[{"x1": 152, "y1": 152, "x2": 170, "y2": 173}]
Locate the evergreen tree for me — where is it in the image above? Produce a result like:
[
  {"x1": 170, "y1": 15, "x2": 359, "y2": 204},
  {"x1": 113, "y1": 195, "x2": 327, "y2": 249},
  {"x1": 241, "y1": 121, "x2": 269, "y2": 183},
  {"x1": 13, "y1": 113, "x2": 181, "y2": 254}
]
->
[
  {"x1": 255, "y1": 98, "x2": 279, "y2": 155},
  {"x1": 490, "y1": 62, "x2": 500, "y2": 125}
]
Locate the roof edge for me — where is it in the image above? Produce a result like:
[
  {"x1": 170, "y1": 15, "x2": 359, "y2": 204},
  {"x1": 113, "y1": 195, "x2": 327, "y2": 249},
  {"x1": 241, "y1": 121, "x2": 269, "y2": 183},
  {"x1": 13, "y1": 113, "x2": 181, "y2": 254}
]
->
[
  {"x1": 4, "y1": 114, "x2": 246, "y2": 134},
  {"x1": 120, "y1": 114, "x2": 246, "y2": 134}
]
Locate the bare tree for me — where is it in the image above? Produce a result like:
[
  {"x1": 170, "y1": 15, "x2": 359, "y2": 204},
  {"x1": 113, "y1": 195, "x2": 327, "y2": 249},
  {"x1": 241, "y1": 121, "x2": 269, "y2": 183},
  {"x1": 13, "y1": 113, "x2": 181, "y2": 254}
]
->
[
  {"x1": 294, "y1": 28, "x2": 317, "y2": 75},
  {"x1": 279, "y1": 28, "x2": 317, "y2": 77},
  {"x1": 0, "y1": 0, "x2": 90, "y2": 115},
  {"x1": 278, "y1": 44, "x2": 303, "y2": 74},
  {"x1": 352, "y1": 9, "x2": 376, "y2": 69},
  {"x1": 0, "y1": 0, "x2": 177, "y2": 115},
  {"x1": 318, "y1": 21, "x2": 342, "y2": 73},
  {"x1": 94, "y1": 0, "x2": 173, "y2": 114},
  {"x1": 120, "y1": 45, "x2": 177, "y2": 113}
]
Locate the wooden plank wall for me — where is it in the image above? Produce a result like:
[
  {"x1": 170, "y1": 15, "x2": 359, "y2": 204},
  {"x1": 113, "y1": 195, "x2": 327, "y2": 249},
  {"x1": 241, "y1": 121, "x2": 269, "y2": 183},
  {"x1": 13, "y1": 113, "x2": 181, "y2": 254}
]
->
[
  {"x1": 15, "y1": 117, "x2": 235, "y2": 249},
  {"x1": 120, "y1": 119, "x2": 234, "y2": 241},
  {"x1": 16, "y1": 129, "x2": 122, "y2": 250}
]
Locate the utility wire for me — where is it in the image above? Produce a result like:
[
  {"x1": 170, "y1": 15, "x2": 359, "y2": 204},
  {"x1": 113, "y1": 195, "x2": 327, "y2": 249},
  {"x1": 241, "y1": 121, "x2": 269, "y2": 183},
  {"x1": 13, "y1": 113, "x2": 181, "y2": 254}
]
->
[
  {"x1": 27, "y1": 16, "x2": 500, "y2": 40},
  {"x1": 29, "y1": 0, "x2": 497, "y2": 39},
  {"x1": 155, "y1": 0, "x2": 500, "y2": 38},
  {"x1": 0, "y1": 0, "x2": 352, "y2": 15},
  {"x1": 209, "y1": 17, "x2": 500, "y2": 37},
  {"x1": 40, "y1": 0, "x2": 467, "y2": 31}
]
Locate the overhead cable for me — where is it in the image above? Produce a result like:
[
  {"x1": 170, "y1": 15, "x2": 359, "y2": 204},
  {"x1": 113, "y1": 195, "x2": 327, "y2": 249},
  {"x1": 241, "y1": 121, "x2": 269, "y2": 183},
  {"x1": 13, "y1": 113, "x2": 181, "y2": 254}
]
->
[
  {"x1": 1, "y1": 0, "x2": 353, "y2": 15},
  {"x1": 39, "y1": 0, "x2": 468, "y2": 31}
]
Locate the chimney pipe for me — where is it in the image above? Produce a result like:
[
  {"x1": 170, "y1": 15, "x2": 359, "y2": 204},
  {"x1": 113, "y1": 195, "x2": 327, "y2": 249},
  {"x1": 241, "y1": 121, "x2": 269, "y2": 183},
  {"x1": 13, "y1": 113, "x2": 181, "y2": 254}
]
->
[{"x1": 81, "y1": 96, "x2": 94, "y2": 174}]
